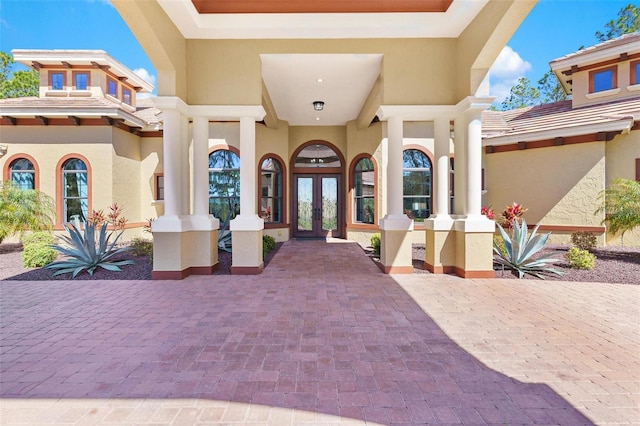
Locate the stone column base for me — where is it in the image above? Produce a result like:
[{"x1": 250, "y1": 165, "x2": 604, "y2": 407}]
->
[
  {"x1": 453, "y1": 216, "x2": 496, "y2": 278},
  {"x1": 379, "y1": 215, "x2": 414, "y2": 274},
  {"x1": 424, "y1": 216, "x2": 456, "y2": 274},
  {"x1": 230, "y1": 215, "x2": 264, "y2": 275}
]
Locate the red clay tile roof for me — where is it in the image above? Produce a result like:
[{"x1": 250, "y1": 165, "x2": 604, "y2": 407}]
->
[
  {"x1": 483, "y1": 97, "x2": 640, "y2": 144},
  {"x1": 0, "y1": 95, "x2": 160, "y2": 128}
]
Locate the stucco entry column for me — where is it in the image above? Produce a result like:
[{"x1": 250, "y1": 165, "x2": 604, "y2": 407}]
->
[
  {"x1": 230, "y1": 116, "x2": 264, "y2": 274},
  {"x1": 188, "y1": 116, "x2": 220, "y2": 274},
  {"x1": 379, "y1": 116, "x2": 413, "y2": 274},
  {"x1": 425, "y1": 116, "x2": 455, "y2": 273},
  {"x1": 150, "y1": 97, "x2": 193, "y2": 279},
  {"x1": 453, "y1": 105, "x2": 495, "y2": 278}
]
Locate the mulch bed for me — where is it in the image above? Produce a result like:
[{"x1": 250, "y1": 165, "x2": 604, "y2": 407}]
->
[
  {"x1": 362, "y1": 244, "x2": 640, "y2": 285},
  {"x1": 0, "y1": 243, "x2": 282, "y2": 281}
]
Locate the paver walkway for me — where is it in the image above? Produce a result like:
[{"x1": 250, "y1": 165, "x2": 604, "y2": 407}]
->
[{"x1": 1, "y1": 239, "x2": 639, "y2": 425}]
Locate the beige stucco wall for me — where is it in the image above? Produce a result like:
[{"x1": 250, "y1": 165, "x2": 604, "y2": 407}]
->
[
  {"x1": 483, "y1": 142, "x2": 606, "y2": 245},
  {"x1": 604, "y1": 131, "x2": 640, "y2": 246},
  {"x1": 0, "y1": 125, "x2": 158, "y2": 241}
]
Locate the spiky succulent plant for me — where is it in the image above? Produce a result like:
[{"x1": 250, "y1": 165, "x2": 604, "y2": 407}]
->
[
  {"x1": 46, "y1": 220, "x2": 133, "y2": 278},
  {"x1": 493, "y1": 219, "x2": 564, "y2": 280}
]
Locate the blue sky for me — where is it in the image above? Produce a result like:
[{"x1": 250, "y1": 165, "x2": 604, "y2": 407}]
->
[{"x1": 0, "y1": 0, "x2": 634, "y2": 102}]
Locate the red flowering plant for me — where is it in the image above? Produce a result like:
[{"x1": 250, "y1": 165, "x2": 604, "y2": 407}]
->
[
  {"x1": 481, "y1": 206, "x2": 495, "y2": 220},
  {"x1": 500, "y1": 202, "x2": 527, "y2": 229}
]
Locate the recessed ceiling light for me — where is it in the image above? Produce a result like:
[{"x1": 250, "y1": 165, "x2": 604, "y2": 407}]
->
[
  {"x1": 316, "y1": 117, "x2": 320, "y2": 121},
  {"x1": 316, "y1": 78, "x2": 324, "y2": 83}
]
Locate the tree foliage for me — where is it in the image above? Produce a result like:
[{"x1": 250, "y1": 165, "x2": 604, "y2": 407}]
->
[
  {"x1": 596, "y1": 178, "x2": 640, "y2": 246},
  {"x1": 0, "y1": 51, "x2": 39, "y2": 99},
  {"x1": 0, "y1": 181, "x2": 55, "y2": 244},
  {"x1": 595, "y1": 4, "x2": 640, "y2": 42},
  {"x1": 501, "y1": 77, "x2": 540, "y2": 110}
]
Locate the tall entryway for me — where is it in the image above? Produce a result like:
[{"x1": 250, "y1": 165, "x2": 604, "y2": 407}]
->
[{"x1": 291, "y1": 142, "x2": 344, "y2": 238}]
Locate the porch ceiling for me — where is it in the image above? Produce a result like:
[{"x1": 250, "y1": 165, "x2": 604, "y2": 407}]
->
[{"x1": 261, "y1": 54, "x2": 382, "y2": 126}]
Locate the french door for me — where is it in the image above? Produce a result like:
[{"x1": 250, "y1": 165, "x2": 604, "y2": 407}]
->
[{"x1": 293, "y1": 174, "x2": 342, "y2": 238}]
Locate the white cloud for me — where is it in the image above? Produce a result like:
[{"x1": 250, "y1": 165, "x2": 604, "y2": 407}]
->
[
  {"x1": 489, "y1": 46, "x2": 531, "y2": 79},
  {"x1": 133, "y1": 68, "x2": 157, "y2": 88},
  {"x1": 488, "y1": 46, "x2": 532, "y2": 105}
]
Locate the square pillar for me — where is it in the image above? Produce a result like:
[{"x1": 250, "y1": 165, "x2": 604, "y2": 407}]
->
[
  {"x1": 453, "y1": 217, "x2": 495, "y2": 278},
  {"x1": 379, "y1": 116, "x2": 413, "y2": 274},
  {"x1": 230, "y1": 116, "x2": 264, "y2": 274}
]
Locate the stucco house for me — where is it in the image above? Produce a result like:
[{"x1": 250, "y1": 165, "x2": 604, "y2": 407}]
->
[
  {"x1": 483, "y1": 32, "x2": 640, "y2": 247},
  {"x1": 2, "y1": 0, "x2": 542, "y2": 280},
  {"x1": 0, "y1": 50, "x2": 164, "y2": 241}
]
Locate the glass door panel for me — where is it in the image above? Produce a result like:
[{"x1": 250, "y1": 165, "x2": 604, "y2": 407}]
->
[
  {"x1": 297, "y1": 177, "x2": 313, "y2": 231},
  {"x1": 293, "y1": 174, "x2": 342, "y2": 238},
  {"x1": 321, "y1": 177, "x2": 338, "y2": 232}
]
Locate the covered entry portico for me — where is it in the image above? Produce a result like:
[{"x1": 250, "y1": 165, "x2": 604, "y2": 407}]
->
[{"x1": 112, "y1": 0, "x2": 536, "y2": 279}]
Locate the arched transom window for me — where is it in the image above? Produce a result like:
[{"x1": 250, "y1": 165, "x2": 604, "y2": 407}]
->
[
  {"x1": 260, "y1": 157, "x2": 282, "y2": 223},
  {"x1": 354, "y1": 158, "x2": 375, "y2": 224},
  {"x1": 9, "y1": 158, "x2": 35, "y2": 190},
  {"x1": 403, "y1": 149, "x2": 432, "y2": 221},
  {"x1": 62, "y1": 158, "x2": 88, "y2": 223},
  {"x1": 209, "y1": 149, "x2": 240, "y2": 223}
]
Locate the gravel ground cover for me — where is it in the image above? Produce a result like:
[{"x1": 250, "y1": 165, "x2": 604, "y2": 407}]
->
[
  {"x1": 0, "y1": 242, "x2": 281, "y2": 281},
  {"x1": 363, "y1": 243, "x2": 640, "y2": 285},
  {"x1": 2, "y1": 240, "x2": 638, "y2": 284}
]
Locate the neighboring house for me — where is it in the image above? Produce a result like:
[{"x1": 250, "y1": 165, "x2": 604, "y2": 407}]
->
[
  {"x1": 0, "y1": 50, "x2": 163, "y2": 240},
  {"x1": 483, "y1": 32, "x2": 640, "y2": 247},
  {"x1": 2, "y1": 0, "x2": 538, "y2": 280}
]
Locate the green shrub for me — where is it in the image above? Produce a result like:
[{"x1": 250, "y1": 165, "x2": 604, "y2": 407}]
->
[
  {"x1": 130, "y1": 237, "x2": 153, "y2": 261},
  {"x1": 565, "y1": 247, "x2": 596, "y2": 270},
  {"x1": 21, "y1": 231, "x2": 56, "y2": 268},
  {"x1": 571, "y1": 231, "x2": 597, "y2": 251},
  {"x1": 22, "y1": 242, "x2": 57, "y2": 267},
  {"x1": 22, "y1": 231, "x2": 54, "y2": 247},
  {"x1": 371, "y1": 233, "x2": 381, "y2": 257},
  {"x1": 263, "y1": 234, "x2": 276, "y2": 259}
]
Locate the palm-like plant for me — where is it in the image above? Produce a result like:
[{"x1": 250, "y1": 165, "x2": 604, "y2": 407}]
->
[
  {"x1": 46, "y1": 220, "x2": 133, "y2": 278},
  {"x1": 0, "y1": 181, "x2": 54, "y2": 244},
  {"x1": 596, "y1": 178, "x2": 640, "y2": 246},
  {"x1": 493, "y1": 219, "x2": 564, "y2": 279}
]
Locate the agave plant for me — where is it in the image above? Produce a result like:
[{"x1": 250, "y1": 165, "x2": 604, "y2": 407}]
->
[
  {"x1": 46, "y1": 219, "x2": 133, "y2": 278},
  {"x1": 493, "y1": 219, "x2": 564, "y2": 279}
]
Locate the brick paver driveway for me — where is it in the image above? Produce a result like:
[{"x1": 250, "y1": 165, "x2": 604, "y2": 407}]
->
[{"x1": 1, "y1": 239, "x2": 639, "y2": 425}]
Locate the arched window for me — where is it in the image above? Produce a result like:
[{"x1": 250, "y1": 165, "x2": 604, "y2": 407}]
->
[
  {"x1": 403, "y1": 149, "x2": 432, "y2": 221},
  {"x1": 209, "y1": 149, "x2": 240, "y2": 223},
  {"x1": 62, "y1": 158, "x2": 89, "y2": 223},
  {"x1": 354, "y1": 157, "x2": 375, "y2": 224},
  {"x1": 9, "y1": 158, "x2": 35, "y2": 190},
  {"x1": 260, "y1": 157, "x2": 282, "y2": 223}
]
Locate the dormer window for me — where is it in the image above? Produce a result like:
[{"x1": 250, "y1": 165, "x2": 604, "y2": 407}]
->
[
  {"x1": 123, "y1": 87, "x2": 132, "y2": 105},
  {"x1": 107, "y1": 77, "x2": 118, "y2": 97},
  {"x1": 589, "y1": 66, "x2": 617, "y2": 93},
  {"x1": 49, "y1": 71, "x2": 65, "y2": 90},
  {"x1": 632, "y1": 60, "x2": 640, "y2": 85},
  {"x1": 73, "y1": 72, "x2": 89, "y2": 90}
]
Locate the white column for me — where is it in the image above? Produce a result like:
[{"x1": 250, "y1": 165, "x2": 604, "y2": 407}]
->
[
  {"x1": 239, "y1": 116, "x2": 257, "y2": 217},
  {"x1": 160, "y1": 108, "x2": 182, "y2": 218},
  {"x1": 453, "y1": 117, "x2": 466, "y2": 215},
  {"x1": 189, "y1": 116, "x2": 220, "y2": 230},
  {"x1": 230, "y1": 116, "x2": 263, "y2": 231},
  {"x1": 180, "y1": 113, "x2": 190, "y2": 215},
  {"x1": 465, "y1": 108, "x2": 483, "y2": 217},
  {"x1": 433, "y1": 117, "x2": 450, "y2": 217},
  {"x1": 192, "y1": 116, "x2": 210, "y2": 216},
  {"x1": 387, "y1": 116, "x2": 404, "y2": 217}
]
